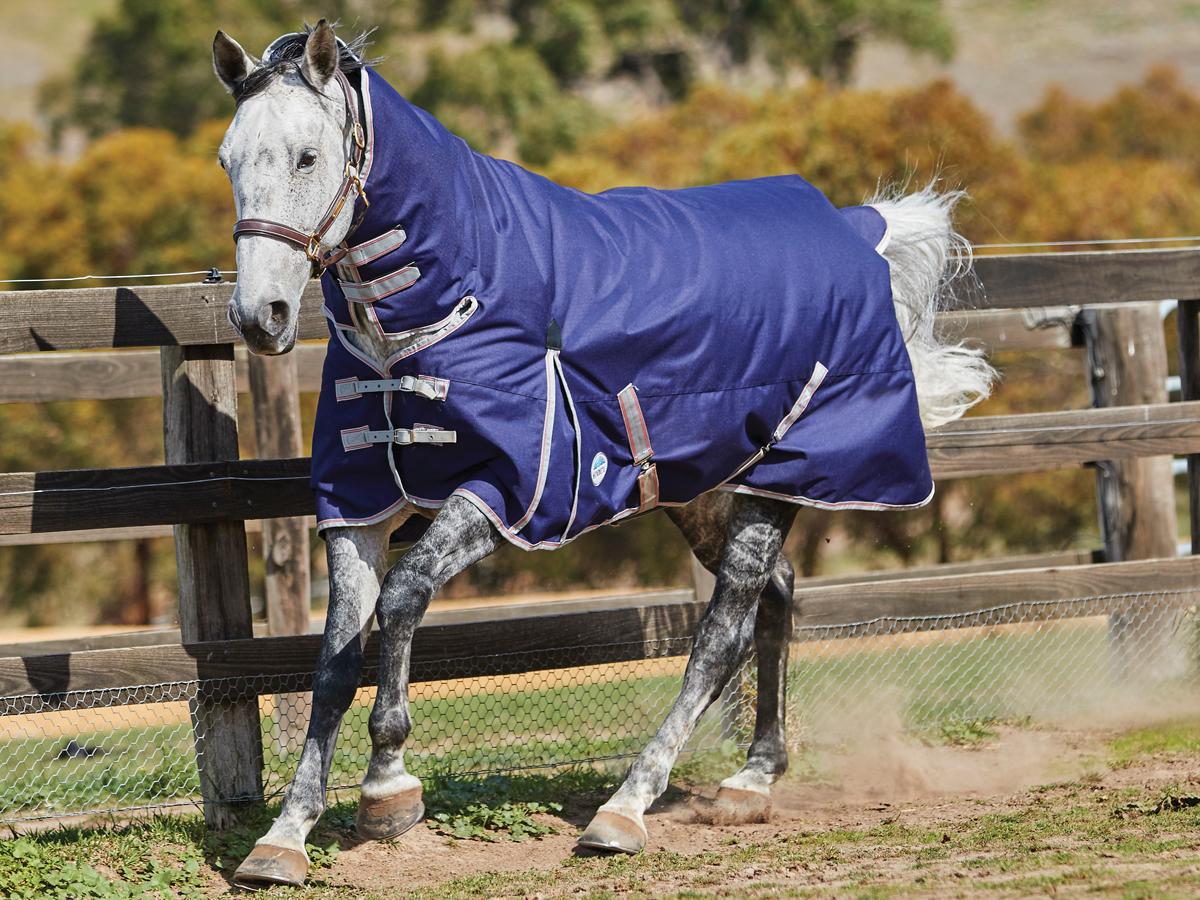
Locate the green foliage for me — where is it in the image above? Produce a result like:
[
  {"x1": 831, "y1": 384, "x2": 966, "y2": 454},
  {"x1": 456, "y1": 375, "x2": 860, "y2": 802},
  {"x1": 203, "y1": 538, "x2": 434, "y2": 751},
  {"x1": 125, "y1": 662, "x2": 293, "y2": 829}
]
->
[
  {"x1": 682, "y1": 0, "x2": 955, "y2": 84},
  {"x1": 0, "y1": 821, "x2": 206, "y2": 899},
  {"x1": 41, "y1": 0, "x2": 415, "y2": 141},
  {"x1": 41, "y1": 0, "x2": 227, "y2": 140},
  {"x1": 424, "y1": 769, "x2": 623, "y2": 841},
  {"x1": 412, "y1": 44, "x2": 601, "y2": 165},
  {"x1": 430, "y1": 799, "x2": 561, "y2": 841}
]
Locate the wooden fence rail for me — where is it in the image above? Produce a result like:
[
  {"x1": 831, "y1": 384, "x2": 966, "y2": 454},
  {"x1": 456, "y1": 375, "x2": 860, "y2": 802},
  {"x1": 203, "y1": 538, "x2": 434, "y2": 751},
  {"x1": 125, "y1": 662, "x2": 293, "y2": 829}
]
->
[
  {"x1": 3, "y1": 400, "x2": 1198, "y2": 535},
  {"x1": 1, "y1": 245, "x2": 1199, "y2": 826},
  {"x1": 1, "y1": 555, "x2": 1195, "y2": 701}
]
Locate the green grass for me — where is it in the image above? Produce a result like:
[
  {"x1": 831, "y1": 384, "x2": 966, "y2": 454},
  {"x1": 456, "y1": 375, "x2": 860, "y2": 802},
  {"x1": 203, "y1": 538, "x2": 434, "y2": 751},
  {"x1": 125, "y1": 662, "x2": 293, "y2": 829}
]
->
[
  {"x1": 1109, "y1": 718, "x2": 1200, "y2": 767},
  {"x1": 4, "y1": 616, "x2": 1196, "y2": 821}
]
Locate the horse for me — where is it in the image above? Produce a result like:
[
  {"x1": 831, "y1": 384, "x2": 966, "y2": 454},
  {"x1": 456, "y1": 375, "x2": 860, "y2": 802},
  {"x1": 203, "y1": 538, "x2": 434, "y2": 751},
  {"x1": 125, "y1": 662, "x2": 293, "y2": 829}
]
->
[{"x1": 212, "y1": 20, "x2": 994, "y2": 889}]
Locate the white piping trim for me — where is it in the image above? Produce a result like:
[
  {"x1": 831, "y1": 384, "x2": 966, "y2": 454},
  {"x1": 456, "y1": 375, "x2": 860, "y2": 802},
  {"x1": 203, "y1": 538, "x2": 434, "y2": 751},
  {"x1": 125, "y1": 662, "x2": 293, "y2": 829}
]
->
[
  {"x1": 358, "y1": 68, "x2": 376, "y2": 187},
  {"x1": 552, "y1": 353, "x2": 583, "y2": 542},
  {"x1": 511, "y1": 350, "x2": 557, "y2": 533},
  {"x1": 316, "y1": 495, "x2": 411, "y2": 532},
  {"x1": 723, "y1": 362, "x2": 827, "y2": 485},
  {"x1": 772, "y1": 362, "x2": 828, "y2": 442},
  {"x1": 874, "y1": 218, "x2": 892, "y2": 256},
  {"x1": 720, "y1": 481, "x2": 936, "y2": 511},
  {"x1": 361, "y1": 295, "x2": 479, "y2": 350},
  {"x1": 323, "y1": 296, "x2": 478, "y2": 374}
]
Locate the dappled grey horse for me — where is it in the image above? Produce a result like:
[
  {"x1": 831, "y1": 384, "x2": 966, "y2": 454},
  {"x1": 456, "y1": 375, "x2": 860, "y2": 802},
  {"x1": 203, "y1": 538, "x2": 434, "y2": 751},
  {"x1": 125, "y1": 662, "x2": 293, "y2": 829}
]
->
[{"x1": 213, "y1": 21, "x2": 994, "y2": 889}]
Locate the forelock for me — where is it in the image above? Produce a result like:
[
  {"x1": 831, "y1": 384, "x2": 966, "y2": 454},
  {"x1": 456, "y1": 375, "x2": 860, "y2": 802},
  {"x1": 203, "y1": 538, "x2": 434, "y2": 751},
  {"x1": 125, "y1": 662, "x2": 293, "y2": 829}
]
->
[{"x1": 234, "y1": 24, "x2": 377, "y2": 105}]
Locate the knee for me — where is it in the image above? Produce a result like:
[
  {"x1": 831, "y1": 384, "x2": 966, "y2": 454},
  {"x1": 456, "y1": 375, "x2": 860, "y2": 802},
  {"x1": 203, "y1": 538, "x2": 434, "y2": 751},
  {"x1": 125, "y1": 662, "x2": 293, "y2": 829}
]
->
[
  {"x1": 376, "y1": 562, "x2": 434, "y2": 635},
  {"x1": 314, "y1": 643, "x2": 364, "y2": 704}
]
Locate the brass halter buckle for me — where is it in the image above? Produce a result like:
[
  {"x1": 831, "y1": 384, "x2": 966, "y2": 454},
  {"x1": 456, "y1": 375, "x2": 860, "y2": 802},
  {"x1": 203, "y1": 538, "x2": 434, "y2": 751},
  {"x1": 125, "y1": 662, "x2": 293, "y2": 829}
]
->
[{"x1": 305, "y1": 234, "x2": 323, "y2": 262}]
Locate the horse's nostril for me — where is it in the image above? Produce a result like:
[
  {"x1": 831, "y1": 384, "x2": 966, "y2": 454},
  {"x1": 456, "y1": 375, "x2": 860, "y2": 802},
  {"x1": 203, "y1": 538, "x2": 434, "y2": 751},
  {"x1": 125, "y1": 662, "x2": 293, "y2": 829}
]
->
[{"x1": 268, "y1": 301, "x2": 289, "y2": 330}]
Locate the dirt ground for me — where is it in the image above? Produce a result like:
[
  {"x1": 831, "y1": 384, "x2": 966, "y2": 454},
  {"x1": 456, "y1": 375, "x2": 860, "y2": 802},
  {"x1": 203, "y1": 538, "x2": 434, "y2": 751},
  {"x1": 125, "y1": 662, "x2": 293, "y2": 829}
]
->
[{"x1": 191, "y1": 719, "x2": 1200, "y2": 897}]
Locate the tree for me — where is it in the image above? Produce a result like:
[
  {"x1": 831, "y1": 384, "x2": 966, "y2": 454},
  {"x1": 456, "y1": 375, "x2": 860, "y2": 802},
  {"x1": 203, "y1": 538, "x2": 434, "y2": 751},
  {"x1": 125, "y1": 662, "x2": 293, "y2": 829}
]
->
[{"x1": 40, "y1": 0, "x2": 411, "y2": 140}]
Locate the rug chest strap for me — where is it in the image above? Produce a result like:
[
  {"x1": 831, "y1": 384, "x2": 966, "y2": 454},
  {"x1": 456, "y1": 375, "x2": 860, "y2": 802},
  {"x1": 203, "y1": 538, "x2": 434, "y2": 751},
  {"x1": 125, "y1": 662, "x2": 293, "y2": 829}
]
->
[
  {"x1": 342, "y1": 427, "x2": 457, "y2": 451},
  {"x1": 335, "y1": 375, "x2": 449, "y2": 401},
  {"x1": 617, "y1": 384, "x2": 659, "y2": 512}
]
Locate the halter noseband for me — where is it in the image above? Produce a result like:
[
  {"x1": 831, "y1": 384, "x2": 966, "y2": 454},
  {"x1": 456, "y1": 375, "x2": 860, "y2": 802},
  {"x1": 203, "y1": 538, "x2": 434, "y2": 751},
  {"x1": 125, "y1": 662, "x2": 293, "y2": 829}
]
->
[{"x1": 232, "y1": 67, "x2": 369, "y2": 273}]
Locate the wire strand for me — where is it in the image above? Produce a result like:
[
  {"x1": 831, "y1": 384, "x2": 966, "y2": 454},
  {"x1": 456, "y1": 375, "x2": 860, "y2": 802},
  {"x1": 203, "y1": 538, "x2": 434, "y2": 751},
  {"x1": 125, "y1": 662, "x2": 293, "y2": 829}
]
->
[
  {"x1": 3, "y1": 234, "x2": 1200, "y2": 285},
  {"x1": 970, "y1": 235, "x2": 1200, "y2": 250},
  {"x1": 0, "y1": 270, "x2": 236, "y2": 285}
]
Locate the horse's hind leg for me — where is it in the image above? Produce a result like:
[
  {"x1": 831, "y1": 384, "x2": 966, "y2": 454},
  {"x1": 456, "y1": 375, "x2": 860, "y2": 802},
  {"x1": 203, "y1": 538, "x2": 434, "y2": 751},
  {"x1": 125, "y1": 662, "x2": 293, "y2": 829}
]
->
[
  {"x1": 669, "y1": 493, "x2": 795, "y2": 824},
  {"x1": 234, "y1": 519, "x2": 393, "y2": 889},
  {"x1": 357, "y1": 495, "x2": 501, "y2": 838},
  {"x1": 712, "y1": 554, "x2": 793, "y2": 822},
  {"x1": 578, "y1": 493, "x2": 796, "y2": 853}
]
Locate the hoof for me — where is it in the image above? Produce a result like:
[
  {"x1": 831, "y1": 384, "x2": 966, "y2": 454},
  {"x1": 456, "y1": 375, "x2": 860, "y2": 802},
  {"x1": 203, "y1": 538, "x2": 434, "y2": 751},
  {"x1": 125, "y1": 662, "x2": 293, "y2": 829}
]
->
[
  {"x1": 356, "y1": 784, "x2": 424, "y2": 841},
  {"x1": 576, "y1": 809, "x2": 646, "y2": 855},
  {"x1": 710, "y1": 786, "x2": 772, "y2": 824},
  {"x1": 232, "y1": 843, "x2": 308, "y2": 890}
]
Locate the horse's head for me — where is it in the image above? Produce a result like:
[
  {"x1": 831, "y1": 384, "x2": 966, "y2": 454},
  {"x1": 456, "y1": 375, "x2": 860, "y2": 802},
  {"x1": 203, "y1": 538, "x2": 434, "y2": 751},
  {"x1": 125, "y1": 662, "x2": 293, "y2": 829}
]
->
[{"x1": 213, "y1": 21, "x2": 361, "y2": 355}]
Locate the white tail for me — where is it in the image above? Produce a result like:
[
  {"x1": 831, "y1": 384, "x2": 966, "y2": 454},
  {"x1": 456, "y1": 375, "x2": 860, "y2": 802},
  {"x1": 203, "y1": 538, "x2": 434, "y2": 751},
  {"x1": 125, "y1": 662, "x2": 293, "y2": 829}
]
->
[{"x1": 870, "y1": 187, "x2": 996, "y2": 429}]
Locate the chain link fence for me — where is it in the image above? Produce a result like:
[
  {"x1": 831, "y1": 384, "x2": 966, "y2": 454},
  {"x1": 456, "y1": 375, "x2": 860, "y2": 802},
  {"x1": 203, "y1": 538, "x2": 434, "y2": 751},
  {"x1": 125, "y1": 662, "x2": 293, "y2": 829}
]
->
[{"x1": 0, "y1": 591, "x2": 1196, "y2": 825}]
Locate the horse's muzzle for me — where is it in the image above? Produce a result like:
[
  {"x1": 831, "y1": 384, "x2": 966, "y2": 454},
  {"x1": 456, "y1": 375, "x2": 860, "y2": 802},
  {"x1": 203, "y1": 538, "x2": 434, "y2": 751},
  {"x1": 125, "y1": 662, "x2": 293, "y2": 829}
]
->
[{"x1": 233, "y1": 299, "x2": 296, "y2": 355}]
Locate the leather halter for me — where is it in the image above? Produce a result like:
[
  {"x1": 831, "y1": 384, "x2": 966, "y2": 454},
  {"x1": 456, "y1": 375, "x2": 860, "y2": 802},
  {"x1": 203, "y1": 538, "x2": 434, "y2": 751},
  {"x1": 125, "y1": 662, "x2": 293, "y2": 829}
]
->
[{"x1": 232, "y1": 68, "x2": 369, "y2": 273}]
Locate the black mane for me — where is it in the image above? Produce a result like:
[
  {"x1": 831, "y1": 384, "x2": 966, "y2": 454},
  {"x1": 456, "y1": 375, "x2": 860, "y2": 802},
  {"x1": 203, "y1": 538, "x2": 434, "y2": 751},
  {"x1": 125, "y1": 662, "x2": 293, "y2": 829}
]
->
[{"x1": 234, "y1": 24, "x2": 376, "y2": 104}]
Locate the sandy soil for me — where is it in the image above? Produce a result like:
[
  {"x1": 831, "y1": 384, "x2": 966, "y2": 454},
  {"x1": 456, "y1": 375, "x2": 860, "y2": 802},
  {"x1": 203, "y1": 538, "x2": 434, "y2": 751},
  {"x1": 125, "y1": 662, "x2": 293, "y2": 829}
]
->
[{"x1": 193, "y1": 718, "x2": 1200, "y2": 896}]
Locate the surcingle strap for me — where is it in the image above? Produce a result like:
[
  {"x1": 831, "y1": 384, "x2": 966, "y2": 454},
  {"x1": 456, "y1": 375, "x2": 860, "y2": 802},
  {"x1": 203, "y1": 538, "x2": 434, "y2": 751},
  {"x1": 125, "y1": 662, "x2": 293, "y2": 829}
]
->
[
  {"x1": 341, "y1": 425, "x2": 457, "y2": 451},
  {"x1": 338, "y1": 265, "x2": 421, "y2": 302},
  {"x1": 617, "y1": 384, "x2": 653, "y2": 465},
  {"x1": 617, "y1": 383, "x2": 659, "y2": 511},
  {"x1": 335, "y1": 375, "x2": 449, "y2": 401}
]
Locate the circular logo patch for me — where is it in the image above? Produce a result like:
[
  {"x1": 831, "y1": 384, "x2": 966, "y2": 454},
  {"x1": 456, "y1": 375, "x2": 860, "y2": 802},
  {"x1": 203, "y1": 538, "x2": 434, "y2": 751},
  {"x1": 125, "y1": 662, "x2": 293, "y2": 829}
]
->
[{"x1": 590, "y1": 452, "x2": 608, "y2": 486}]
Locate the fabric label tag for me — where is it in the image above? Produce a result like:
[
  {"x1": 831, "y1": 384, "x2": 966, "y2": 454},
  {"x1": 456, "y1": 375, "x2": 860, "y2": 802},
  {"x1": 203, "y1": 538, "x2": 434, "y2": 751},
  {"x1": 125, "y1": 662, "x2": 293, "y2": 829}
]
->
[{"x1": 590, "y1": 452, "x2": 608, "y2": 486}]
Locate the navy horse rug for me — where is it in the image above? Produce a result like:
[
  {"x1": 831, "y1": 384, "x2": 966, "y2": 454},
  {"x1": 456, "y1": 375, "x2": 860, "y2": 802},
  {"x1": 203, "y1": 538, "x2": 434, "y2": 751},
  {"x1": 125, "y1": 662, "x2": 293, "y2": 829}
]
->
[{"x1": 312, "y1": 67, "x2": 933, "y2": 549}]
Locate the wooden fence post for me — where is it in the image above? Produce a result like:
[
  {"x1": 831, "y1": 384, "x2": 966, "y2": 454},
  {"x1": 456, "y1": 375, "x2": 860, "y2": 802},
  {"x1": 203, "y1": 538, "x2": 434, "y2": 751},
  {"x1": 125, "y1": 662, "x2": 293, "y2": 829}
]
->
[
  {"x1": 1078, "y1": 305, "x2": 1178, "y2": 680},
  {"x1": 247, "y1": 352, "x2": 312, "y2": 755},
  {"x1": 161, "y1": 344, "x2": 263, "y2": 829}
]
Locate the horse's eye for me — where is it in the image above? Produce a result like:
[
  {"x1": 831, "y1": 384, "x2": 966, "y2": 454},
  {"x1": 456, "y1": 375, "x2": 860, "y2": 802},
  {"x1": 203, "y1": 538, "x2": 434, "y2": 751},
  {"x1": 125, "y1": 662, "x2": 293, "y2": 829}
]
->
[{"x1": 298, "y1": 150, "x2": 318, "y2": 171}]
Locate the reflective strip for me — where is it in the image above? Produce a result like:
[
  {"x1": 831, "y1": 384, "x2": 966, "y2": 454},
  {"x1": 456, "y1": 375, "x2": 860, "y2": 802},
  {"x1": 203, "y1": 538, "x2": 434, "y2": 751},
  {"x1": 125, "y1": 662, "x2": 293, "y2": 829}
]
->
[
  {"x1": 552, "y1": 352, "x2": 583, "y2": 542},
  {"x1": 720, "y1": 361, "x2": 829, "y2": 484},
  {"x1": 335, "y1": 375, "x2": 449, "y2": 402},
  {"x1": 344, "y1": 226, "x2": 407, "y2": 268},
  {"x1": 338, "y1": 265, "x2": 421, "y2": 302},
  {"x1": 617, "y1": 384, "x2": 654, "y2": 465},
  {"x1": 512, "y1": 349, "x2": 558, "y2": 533},
  {"x1": 341, "y1": 426, "x2": 457, "y2": 451},
  {"x1": 637, "y1": 463, "x2": 660, "y2": 512},
  {"x1": 771, "y1": 362, "x2": 828, "y2": 443}
]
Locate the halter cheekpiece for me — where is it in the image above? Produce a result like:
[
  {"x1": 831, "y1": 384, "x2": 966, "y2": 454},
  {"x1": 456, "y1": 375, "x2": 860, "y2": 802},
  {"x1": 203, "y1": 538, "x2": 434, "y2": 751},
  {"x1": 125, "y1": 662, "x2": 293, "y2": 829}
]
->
[{"x1": 232, "y1": 50, "x2": 369, "y2": 273}]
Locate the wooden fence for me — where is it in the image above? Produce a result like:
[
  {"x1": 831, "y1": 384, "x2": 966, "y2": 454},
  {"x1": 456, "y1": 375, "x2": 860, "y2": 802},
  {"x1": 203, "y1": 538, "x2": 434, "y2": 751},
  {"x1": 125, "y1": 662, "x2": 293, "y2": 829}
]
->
[{"x1": 2, "y1": 246, "x2": 1200, "y2": 826}]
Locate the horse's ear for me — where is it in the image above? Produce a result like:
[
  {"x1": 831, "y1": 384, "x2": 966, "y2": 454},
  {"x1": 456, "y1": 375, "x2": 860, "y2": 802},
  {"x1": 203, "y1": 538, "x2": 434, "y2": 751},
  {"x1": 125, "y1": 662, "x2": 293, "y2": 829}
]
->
[
  {"x1": 213, "y1": 31, "x2": 256, "y2": 95},
  {"x1": 301, "y1": 19, "x2": 339, "y2": 89}
]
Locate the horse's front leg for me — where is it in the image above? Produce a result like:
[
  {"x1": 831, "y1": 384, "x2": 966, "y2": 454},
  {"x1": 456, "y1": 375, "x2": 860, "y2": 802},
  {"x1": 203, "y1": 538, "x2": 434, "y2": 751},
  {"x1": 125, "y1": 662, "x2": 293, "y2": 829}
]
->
[
  {"x1": 578, "y1": 494, "x2": 796, "y2": 854},
  {"x1": 234, "y1": 519, "x2": 393, "y2": 889},
  {"x1": 357, "y1": 495, "x2": 501, "y2": 837}
]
